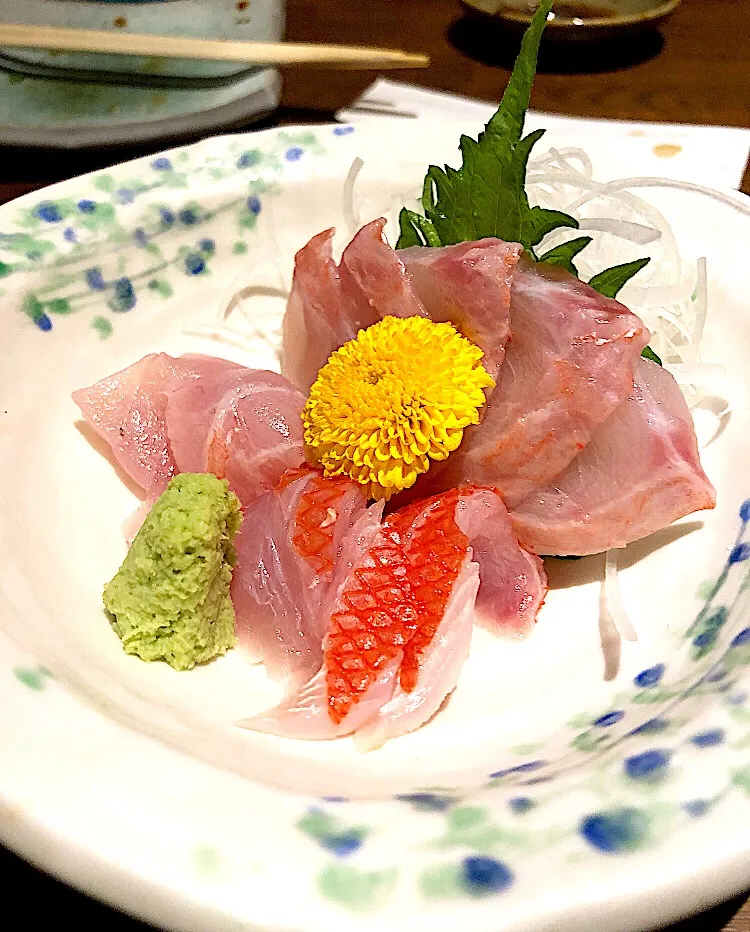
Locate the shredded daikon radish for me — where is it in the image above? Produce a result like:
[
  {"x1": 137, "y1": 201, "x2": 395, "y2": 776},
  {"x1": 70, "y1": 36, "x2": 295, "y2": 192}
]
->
[
  {"x1": 525, "y1": 152, "x2": 718, "y2": 380},
  {"x1": 593, "y1": 177, "x2": 750, "y2": 217},
  {"x1": 604, "y1": 550, "x2": 637, "y2": 642},
  {"x1": 576, "y1": 217, "x2": 661, "y2": 245},
  {"x1": 666, "y1": 362, "x2": 726, "y2": 384},
  {"x1": 599, "y1": 549, "x2": 637, "y2": 681},
  {"x1": 184, "y1": 267, "x2": 288, "y2": 355},
  {"x1": 343, "y1": 157, "x2": 364, "y2": 240},
  {"x1": 689, "y1": 257, "x2": 708, "y2": 364},
  {"x1": 598, "y1": 596, "x2": 622, "y2": 683}
]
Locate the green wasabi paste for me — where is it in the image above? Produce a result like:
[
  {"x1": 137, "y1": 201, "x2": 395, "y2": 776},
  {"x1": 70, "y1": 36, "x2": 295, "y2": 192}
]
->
[{"x1": 103, "y1": 473, "x2": 242, "y2": 671}]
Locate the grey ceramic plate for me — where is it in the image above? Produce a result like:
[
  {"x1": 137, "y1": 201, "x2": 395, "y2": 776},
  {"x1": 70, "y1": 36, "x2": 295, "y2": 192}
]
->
[
  {"x1": 0, "y1": 67, "x2": 281, "y2": 149},
  {"x1": 461, "y1": 0, "x2": 682, "y2": 41}
]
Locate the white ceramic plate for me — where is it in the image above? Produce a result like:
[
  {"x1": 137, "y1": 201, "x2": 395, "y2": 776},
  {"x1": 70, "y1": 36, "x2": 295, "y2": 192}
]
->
[{"x1": 1, "y1": 121, "x2": 750, "y2": 932}]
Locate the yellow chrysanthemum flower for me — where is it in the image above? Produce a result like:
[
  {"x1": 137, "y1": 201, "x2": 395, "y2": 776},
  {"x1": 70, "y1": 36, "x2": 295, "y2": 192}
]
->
[{"x1": 302, "y1": 316, "x2": 495, "y2": 500}]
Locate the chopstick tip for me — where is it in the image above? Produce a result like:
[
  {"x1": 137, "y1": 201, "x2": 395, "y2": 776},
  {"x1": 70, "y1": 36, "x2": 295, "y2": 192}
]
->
[{"x1": 403, "y1": 52, "x2": 430, "y2": 68}]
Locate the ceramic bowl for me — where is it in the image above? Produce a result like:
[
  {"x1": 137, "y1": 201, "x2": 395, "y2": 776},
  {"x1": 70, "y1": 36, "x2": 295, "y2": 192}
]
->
[
  {"x1": 461, "y1": 0, "x2": 682, "y2": 42},
  {"x1": 0, "y1": 0, "x2": 284, "y2": 83}
]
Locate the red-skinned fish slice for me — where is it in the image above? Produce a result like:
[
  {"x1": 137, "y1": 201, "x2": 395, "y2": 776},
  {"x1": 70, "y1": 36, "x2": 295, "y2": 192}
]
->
[
  {"x1": 408, "y1": 257, "x2": 650, "y2": 504},
  {"x1": 292, "y1": 472, "x2": 360, "y2": 575},
  {"x1": 399, "y1": 237, "x2": 522, "y2": 383},
  {"x1": 325, "y1": 489, "x2": 469, "y2": 724},
  {"x1": 232, "y1": 467, "x2": 371, "y2": 683},
  {"x1": 240, "y1": 487, "x2": 546, "y2": 741}
]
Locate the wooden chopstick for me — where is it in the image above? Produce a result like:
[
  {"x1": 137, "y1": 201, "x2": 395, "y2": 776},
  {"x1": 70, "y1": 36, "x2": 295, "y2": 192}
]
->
[{"x1": 0, "y1": 22, "x2": 430, "y2": 70}]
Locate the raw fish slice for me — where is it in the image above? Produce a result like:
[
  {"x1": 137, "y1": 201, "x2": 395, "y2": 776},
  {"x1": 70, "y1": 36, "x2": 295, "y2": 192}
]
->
[
  {"x1": 232, "y1": 470, "x2": 374, "y2": 683},
  {"x1": 282, "y1": 229, "x2": 368, "y2": 393},
  {"x1": 241, "y1": 658, "x2": 402, "y2": 740},
  {"x1": 73, "y1": 353, "x2": 241, "y2": 497},
  {"x1": 325, "y1": 490, "x2": 471, "y2": 725},
  {"x1": 288, "y1": 469, "x2": 369, "y2": 576},
  {"x1": 241, "y1": 487, "x2": 545, "y2": 742},
  {"x1": 208, "y1": 383, "x2": 306, "y2": 506},
  {"x1": 417, "y1": 258, "x2": 650, "y2": 503},
  {"x1": 74, "y1": 353, "x2": 305, "y2": 509},
  {"x1": 240, "y1": 489, "x2": 470, "y2": 739},
  {"x1": 338, "y1": 218, "x2": 429, "y2": 322},
  {"x1": 510, "y1": 358, "x2": 717, "y2": 556},
  {"x1": 455, "y1": 487, "x2": 547, "y2": 633},
  {"x1": 399, "y1": 238, "x2": 522, "y2": 381},
  {"x1": 354, "y1": 562, "x2": 479, "y2": 750},
  {"x1": 166, "y1": 366, "x2": 295, "y2": 474},
  {"x1": 168, "y1": 368, "x2": 306, "y2": 506},
  {"x1": 281, "y1": 221, "x2": 427, "y2": 393},
  {"x1": 281, "y1": 223, "x2": 517, "y2": 393}
]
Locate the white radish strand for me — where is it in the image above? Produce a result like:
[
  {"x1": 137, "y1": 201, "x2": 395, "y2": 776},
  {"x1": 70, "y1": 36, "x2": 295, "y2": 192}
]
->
[
  {"x1": 576, "y1": 217, "x2": 661, "y2": 245},
  {"x1": 599, "y1": 549, "x2": 638, "y2": 681},
  {"x1": 603, "y1": 549, "x2": 637, "y2": 642},
  {"x1": 598, "y1": 589, "x2": 623, "y2": 683},
  {"x1": 689, "y1": 257, "x2": 708, "y2": 364},
  {"x1": 342, "y1": 156, "x2": 365, "y2": 240},
  {"x1": 593, "y1": 177, "x2": 750, "y2": 218}
]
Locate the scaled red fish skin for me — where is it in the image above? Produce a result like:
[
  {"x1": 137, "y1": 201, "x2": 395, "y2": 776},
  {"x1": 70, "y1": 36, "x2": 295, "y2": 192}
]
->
[
  {"x1": 242, "y1": 487, "x2": 547, "y2": 741},
  {"x1": 292, "y1": 472, "x2": 357, "y2": 576},
  {"x1": 231, "y1": 467, "x2": 371, "y2": 686},
  {"x1": 325, "y1": 488, "x2": 469, "y2": 724}
]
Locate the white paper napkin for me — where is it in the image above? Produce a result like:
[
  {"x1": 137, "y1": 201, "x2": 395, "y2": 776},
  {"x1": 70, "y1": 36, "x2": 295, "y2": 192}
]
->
[{"x1": 337, "y1": 79, "x2": 750, "y2": 191}]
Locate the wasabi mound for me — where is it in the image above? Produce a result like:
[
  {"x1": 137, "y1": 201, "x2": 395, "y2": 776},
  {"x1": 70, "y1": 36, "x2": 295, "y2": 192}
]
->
[{"x1": 104, "y1": 473, "x2": 242, "y2": 670}]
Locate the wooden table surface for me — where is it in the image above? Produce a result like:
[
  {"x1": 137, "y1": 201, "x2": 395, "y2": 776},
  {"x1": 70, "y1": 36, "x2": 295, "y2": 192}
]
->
[{"x1": 2, "y1": 0, "x2": 749, "y2": 929}]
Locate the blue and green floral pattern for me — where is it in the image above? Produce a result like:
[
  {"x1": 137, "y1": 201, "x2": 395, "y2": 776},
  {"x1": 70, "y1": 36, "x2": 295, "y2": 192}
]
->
[{"x1": 5, "y1": 130, "x2": 327, "y2": 337}]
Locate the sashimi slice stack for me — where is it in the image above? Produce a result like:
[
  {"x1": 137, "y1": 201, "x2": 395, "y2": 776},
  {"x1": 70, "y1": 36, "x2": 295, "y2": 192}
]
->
[
  {"x1": 231, "y1": 465, "x2": 373, "y2": 685},
  {"x1": 74, "y1": 217, "x2": 715, "y2": 743},
  {"x1": 283, "y1": 218, "x2": 715, "y2": 555},
  {"x1": 74, "y1": 354, "x2": 306, "y2": 508},
  {"x1": 241, "y1": 487, "x2": 545, "y2": 745}
]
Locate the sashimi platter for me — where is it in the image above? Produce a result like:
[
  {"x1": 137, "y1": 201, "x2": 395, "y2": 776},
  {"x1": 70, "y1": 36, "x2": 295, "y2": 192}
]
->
[{"x1": 3, "y1": 2, "x2": 750, "y2": 930}]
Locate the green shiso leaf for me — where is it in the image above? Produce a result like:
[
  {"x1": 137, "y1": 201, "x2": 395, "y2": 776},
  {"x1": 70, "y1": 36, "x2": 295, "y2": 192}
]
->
[
  {"x1": 537, "y1": 236, "x2": 594, "y2": 275},
  {"x1": 587, "y1": 257, "x2": 651, "y2": 299},
  {"x1": 398, "y1": 206, "x2": 441, "y2": 248},
  {"x1": 641, "y1": 344, "x2": 663, "y2": 366},
  {"x1": 396, "y1": 0, "x2": 578, "y2": 252},
  {"x1": 394, "y1": 0, "x2": 655, "y2": 335}
]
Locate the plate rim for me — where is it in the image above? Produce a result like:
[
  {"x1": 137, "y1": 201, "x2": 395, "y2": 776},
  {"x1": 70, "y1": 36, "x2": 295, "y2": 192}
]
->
[
  {"x1": 1, "y1": 120, "x2": 750, "y2": 932},
  {"x1": 461, "y1": 0, "x2": 682, "y2": 29}
]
